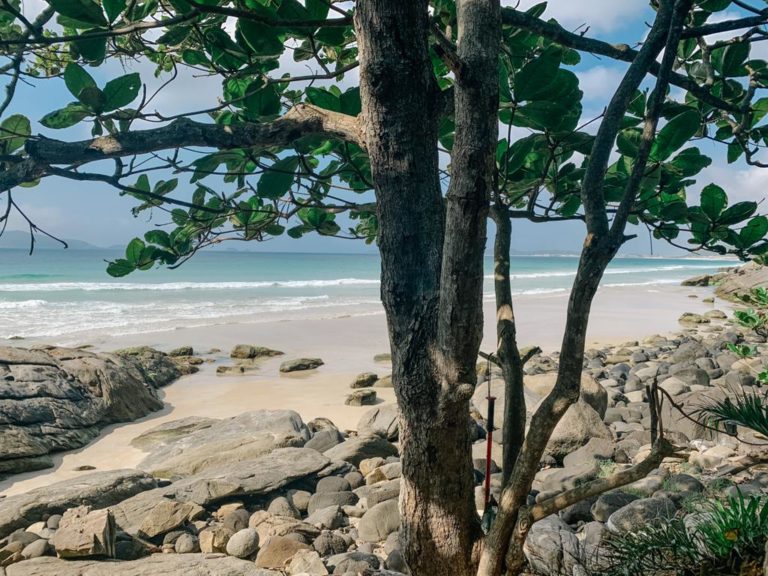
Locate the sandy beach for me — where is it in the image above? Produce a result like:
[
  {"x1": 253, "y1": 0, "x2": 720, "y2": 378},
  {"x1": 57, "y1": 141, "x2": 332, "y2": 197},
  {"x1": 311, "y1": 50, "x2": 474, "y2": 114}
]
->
[{"x1": 0, "y1": 282, "x2": 727, "y2": 496}]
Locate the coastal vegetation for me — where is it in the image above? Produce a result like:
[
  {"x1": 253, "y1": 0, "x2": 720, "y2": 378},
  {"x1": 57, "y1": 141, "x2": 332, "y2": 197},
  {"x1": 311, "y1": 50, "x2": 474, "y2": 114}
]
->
[{"x1": 4, "y1": 1, "x2": 768, "y2": 575}]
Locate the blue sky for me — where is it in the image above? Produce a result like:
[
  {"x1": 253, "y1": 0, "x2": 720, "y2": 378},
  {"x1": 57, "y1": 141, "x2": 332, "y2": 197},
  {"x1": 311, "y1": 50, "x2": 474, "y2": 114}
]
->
[{"x1": 2, "y1": 0, "x2": 765, "y2": 255}]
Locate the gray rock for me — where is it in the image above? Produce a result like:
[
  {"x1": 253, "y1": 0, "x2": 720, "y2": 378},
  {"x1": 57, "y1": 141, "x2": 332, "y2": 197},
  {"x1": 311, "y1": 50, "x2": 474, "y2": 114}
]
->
[
  {"x1": 306, "y1": 505, "x2": 344, "y2": 530},
  {"x1": 305, "y1": 429, "x2": 343, "y2": 452},
  {"x1": 590, "y1": 491, "x2": 639, "y2": 522},
  {"x1": 358, "y1": 500, "x2": 400, "y2": 542},
  {"x1": 666, "y1": 473, "x2": 704, "y2": 494},
  {"x1": 535, "y1": 460, "x2": 600, "y2": 493},
  {"x1": 313, "y1": 531, "x2": 348, "y2": 556},
  {"x1": 248, "y1": 511, "x2": 320, "y2": 543},
  {"x1": 606, "y1": 497, "x2": 677, "y2": 534},
  {"x1": 357, "y1": 404, "x2": 399, "y2": 441},
  {"x1": 317, "y1": 476, "x2": 352, "y2": 494},
  {"x1": 21, "y1": 539, "x2": 50, "y2": 560},
  {"x1": 138, "y1": 499, "x2": 203, "y2": 539},
  {"x1": 308, "y1": 492, "x2": 358, "y2": 515},
  {"x1": 327, "y1": 551, "x2": 380, "y2": 574},
  {"x1": 287, "y1": 549, "x2": 329, "y2": 575},
  {"x1": 0, "y1": 469, "x2": 156, "y2": 539},
  {"x1": 351, "y1": 373, "x2": 379, "y2": 389},
  {"x1": 541, "y1": 399, "x2": 613, "y2": 461},
  {"x1": 267, "y1": 496, "x2": 300, "y2": 519},
  {"x1": 563, "y1": 437, "x2": 615, "y2": 469},
  {"x1": 255, "y1": 535, "x2": 310, "y2": 569},
  {"x1": 135, "y1": 410, "x2": 311, "y2": 478},
  {"x1": 174, "y1": 533, "x2": 199, "y2": 554},
  {"x1": 5, "y1": 555, "x2": 279, "y2": 576},
  {"x1": 230, "y1": 345, "x2": 283, "y2": 359},
  {"x1": 226, "y1": 528, "x2": 260, "y2": 559},
  {"x1": 523, "y1": 516, "x2": 585, "y2": 576},
  {"x1": 345, "y1": 389, "x2": 377, "y2": 406},
  {"x1": 354, "y1": 479, "x2": 401, "y2": 508},
  {"x1": 280, "y1": 358, "x2": 324, "y2": 373},
  {"x1": 323, "y1": 436, "x2": 398, "y2": 467}
]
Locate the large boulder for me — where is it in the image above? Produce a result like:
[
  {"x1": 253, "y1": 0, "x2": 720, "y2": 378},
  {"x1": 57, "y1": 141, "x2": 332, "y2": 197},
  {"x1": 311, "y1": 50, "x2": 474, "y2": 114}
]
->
[
  {"x1": 5, "y1": 555, "x2": 279, "y2": 576},
  {"x1": 0, "y1": 470, "x2": 156, "y2": 539},
  {"x1": 52, "y1": 506, "x2": 116, "y2": 559},
  {"x1": 0, "y1": 346, "x2": 181, "y2": 475},
  {"x1": 323, "y1": 435, "x2": 398, "y2": 466},
  {"x1": 606, "y1": 497, "x2": 677, "y2": 534},
  {"x1": 357, "y1": 500, "x2": 400, "y2": 543},
  {"x1": 526, "y1": 372, "x2": 608, "y2": 418},
  {"x1": 523, "y1": 516, "x2": 585, "y2": 576},
  {"x1": 537, "y1": 398, "x2": 612, "y2": 461},
  {"x1": 713, "y1": 262, "x2": 768, "y2": 301},
  {"x1": 472, "y1": 380, "x2": 542, "y2": 444},
  {"x1": 134, "y1": 410, "x2": 311, "y2": 478},
  {"x1": 357, "y1": 404, "x2": 399, "y2": 441}
]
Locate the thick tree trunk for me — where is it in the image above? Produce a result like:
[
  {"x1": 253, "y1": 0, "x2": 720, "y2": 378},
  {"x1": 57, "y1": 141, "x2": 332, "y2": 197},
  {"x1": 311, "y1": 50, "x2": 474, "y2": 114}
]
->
[
  {"x1": 492, "y1": 204, "x2": 526, "y2": 486},
  {"x1": 355, "y1": 1, "x2": 498, "y2": 575}
]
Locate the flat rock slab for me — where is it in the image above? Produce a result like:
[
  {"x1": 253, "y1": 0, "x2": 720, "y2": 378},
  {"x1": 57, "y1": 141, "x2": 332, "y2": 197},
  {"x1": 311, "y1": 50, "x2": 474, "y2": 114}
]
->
[
  {"x1": 0, "y1": 470, "x2": 156, "y2": 539},
  {"x1": 5, "y1": 554, "x2": 280, "y2": 576},
  {"x1": 135, "y1": 410, "x2": 311, "y2": 479}
]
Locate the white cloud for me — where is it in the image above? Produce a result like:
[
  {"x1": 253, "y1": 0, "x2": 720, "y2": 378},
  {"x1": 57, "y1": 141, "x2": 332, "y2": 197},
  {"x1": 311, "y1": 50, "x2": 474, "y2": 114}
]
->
[
  {"x1": 698, "y1": 163, "x2": 768, "y2": 204},
  {"x1": 577, "y1": 65, "x2": 625, "y2": 102},
  {"x1": 508, "y1": 0, "x2": 651, "y2": 34}
]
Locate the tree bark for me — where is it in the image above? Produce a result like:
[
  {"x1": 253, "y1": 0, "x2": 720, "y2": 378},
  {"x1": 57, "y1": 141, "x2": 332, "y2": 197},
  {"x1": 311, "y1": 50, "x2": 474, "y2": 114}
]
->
[
  {"x1": 492, "y1": 203, "x2": 526, "y2": 486},
  {"x1": 355, "y1": 1, "x2": 497, "y2": 574}
]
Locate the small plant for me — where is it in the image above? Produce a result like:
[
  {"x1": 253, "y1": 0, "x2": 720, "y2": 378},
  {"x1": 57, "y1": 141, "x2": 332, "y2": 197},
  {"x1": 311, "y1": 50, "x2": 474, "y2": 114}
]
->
[
  {"x1": 597, "y1": 459, "x2": 618, "y2": 478},
  {"x1": 697, "y1": 492, "x2": 768, "y2": 562},
  {"x1": 726, "y1": 342, "x2": 757, "y2": 359},
  {"x1": 694, "y1": 389, "x2": 768, "y2": 439},
  {"x1": 734, "y1": 288, "x2": 768, "y2": 339}
]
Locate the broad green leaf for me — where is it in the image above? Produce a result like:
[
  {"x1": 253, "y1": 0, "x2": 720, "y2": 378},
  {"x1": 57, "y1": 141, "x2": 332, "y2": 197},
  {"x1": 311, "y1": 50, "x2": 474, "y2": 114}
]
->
[
  {"x1": 102, "y1": 73, "x2": 141, "y2": 111},
  {"x1": 145, "y1": 229, "x2": 171, "y2": 248},
  {"x1": 306, "y1": 87, "x2": 341, "y2": 112},
  {"x1": 77, "y1": 86, "x2": 106, "y2": 112},
  {"x1": 106, "y1": 259, "x2": 135, "y2": 277},
  {"x1": 502, "y1": 136, "x2": 535, "y2": 176},
  {"x1": 650, "y1": 108, "x2": 700, "y2": 161},
  {"x1": 40, "y1": 102, "x2": 91, "y2": 128},
  {"x1": 244, "y1": 84, "x2": 281, "y2": 118},
  {"x1": 740, "y1": 216, "x2": 768, "y2": 247},
  {"x1": 305, "y1": 0, "x2": 329, "y2": 19},
  {"x1": 48, "y1": 0, "x2": 106, "y2": 26},
  {"x1": 63, "y1": 63, "x2": 97, "y2": 99},
  {"x1": 125, "y1": 238, "x2": 145, "y2": 264},
  {"x1": 102, "y1": 0, "x2": 125, "y2": 22},
  {"x1": 720, "y1": 201, "x2": 758, "y2": 226},
  {"x1": 257, "y1": 156, "x2": 299, "y2": 199},
  {"x1": 237, "y1": 20, "x2": 284, "y2": 57},
  {"x1": 514, "y1": 47, "x2": 561, "y2": 102},
  {"x1": 712, "y1": 41, "x2": 750, "y2": 77},
  {"x1": 700, "y1": 183, "x2": 727, "y2": 220},
  {"x1": 0, "y1": 114, "x2": 31, "y2": 153},
  {"x1": 74, "y1": 31, "x2": 107, "y2": 62}
]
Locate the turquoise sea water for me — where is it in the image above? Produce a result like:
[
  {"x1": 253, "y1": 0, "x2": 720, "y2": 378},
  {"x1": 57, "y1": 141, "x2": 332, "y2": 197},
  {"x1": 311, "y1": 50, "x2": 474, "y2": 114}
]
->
[{"x1": 0, "y1": 249, "x2": 735, "y2": 341}]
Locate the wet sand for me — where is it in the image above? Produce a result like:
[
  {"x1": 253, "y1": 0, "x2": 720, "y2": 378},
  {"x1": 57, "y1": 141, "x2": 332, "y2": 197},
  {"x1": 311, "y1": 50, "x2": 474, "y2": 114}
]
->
[{"x1": 0, "y1": 282, "x2": 727, "y2": 496}]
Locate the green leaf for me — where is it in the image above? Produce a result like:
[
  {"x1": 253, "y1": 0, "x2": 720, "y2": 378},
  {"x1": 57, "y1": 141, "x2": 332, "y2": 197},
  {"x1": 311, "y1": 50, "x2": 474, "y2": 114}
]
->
[
  {"x1": 700, "y1": 183, "x2": 727, "y2": 220},
  {"x1": 740, "y1": 216, "x2": 768, "y2": 247},
  {"x1": 73, "y1": 32, "x2": 107, "y2": 62},
  {"x1": 306, "y1": 87, "x2": 341, "y2": 112},
  {"x1": 122, "y1": 238, "x2": 144, "y2": 264},
  {"x1": 712, "y1": 41, "x2": 750, "y2": 77},
  {"x1": 106, "y1": 259, "x2": 135, "y2": 277},
  {"x1": 102, "y1": 73, "x2": 141, "y2": 111},
  {"x1": 305, "y1": 0, "x2": 329, "y2": 19},
  {"x1": 237, "y1": 20, "x2": 284, "y2": 57},
  {"x1": 171, "y1": 209, "x2": 188, "y2": 225},
  {"x1": 102, "y1": 0, "x2": 125, "y2": 22},
  {"x1": 40, "y1": 102, "x2": 91, "y2": 128},
  {"x1": 257, "y1": 156, "x2": 299, "y2": 199},
  {"x1": 720, "y1": 201, "x2": 758, "y2": 226},
  {"x1": 48, "y1": 0, "x2": 106, "y2": 26},
  {"x1": 244, "y1": 83, "x2": 281, "y2": 118},
  {"x1": 0, "y1": 114, "x2": 31, "y2": 154},
  {"x1": 144, "y1": 229, "x2": 171, "y2": 248},
  {"x1": 514, "y1": 47, "x2": 561, "y2": 102},
  {"x1": 77, "y1": 86, "x2": 106, "y2": 112},
  {"x1": 63, "y1": 63, "x2": 97, "y2": 99},
  {"x1": 650, "y1": 108, "x2": 700, "y2": 161}
]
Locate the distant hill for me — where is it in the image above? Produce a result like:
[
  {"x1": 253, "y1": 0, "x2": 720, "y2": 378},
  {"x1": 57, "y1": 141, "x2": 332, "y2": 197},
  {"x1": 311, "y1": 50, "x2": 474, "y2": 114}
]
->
[{"x1": 0, "y1": 230, "x2": 99, "y2": 250}]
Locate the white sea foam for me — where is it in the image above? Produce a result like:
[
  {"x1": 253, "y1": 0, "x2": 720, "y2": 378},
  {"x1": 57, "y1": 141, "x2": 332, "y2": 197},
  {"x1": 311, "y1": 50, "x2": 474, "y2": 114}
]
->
[{"x1": 0, "y1": 278, "x2": 381, "y2": 292}]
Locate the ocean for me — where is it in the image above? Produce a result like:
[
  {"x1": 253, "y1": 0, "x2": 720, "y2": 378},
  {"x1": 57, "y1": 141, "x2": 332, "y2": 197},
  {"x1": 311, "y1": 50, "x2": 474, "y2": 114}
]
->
[{"x1": 0, "y1": 249, "x2": 734, "y2": 343}]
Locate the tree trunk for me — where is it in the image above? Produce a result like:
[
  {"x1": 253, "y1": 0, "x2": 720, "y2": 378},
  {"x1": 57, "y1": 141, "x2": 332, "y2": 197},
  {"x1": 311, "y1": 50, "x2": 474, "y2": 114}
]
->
[
  {"x1": 492, "y1": 204, "x2": 526, "y2": 486},
  {"x1": 355, "y1": 1, "x2": 498, "y2": 574}
]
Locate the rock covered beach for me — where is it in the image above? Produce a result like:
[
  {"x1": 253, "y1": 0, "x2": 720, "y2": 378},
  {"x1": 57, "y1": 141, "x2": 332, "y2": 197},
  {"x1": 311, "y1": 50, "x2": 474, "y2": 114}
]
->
[{"x1": 1, "y1": 269, "x2": 767, "y2": 575}]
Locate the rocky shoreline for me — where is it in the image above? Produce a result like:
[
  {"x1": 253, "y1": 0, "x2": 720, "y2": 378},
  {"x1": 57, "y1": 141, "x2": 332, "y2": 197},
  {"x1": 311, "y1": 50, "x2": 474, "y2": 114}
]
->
[{"x1": 1, "y1": 272, "x2": 767, "y2": 575}]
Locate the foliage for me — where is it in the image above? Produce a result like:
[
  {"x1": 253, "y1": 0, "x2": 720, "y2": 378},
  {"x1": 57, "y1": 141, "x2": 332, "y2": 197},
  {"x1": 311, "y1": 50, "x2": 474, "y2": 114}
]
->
[
  {"x1": 1, "y1": 1, "x2": 768, "y2": 266},
  {"x1": 601, "y1": 492, "x2": 768, "y2": 576},
  {"x1": 695, "y1": 389, "x2": 768, "y2": 438}
]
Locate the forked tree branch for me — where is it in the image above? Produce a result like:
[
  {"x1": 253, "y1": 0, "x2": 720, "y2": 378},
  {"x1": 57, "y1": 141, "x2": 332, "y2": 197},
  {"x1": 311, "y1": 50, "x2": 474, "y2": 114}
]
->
[{"x1": 0, "y1": 105, "x2": 363, "y2": 192}]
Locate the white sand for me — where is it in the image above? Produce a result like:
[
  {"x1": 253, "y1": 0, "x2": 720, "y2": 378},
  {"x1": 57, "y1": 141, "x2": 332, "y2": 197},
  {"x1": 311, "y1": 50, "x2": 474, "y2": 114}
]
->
[{"x1": 0, "y1": 283, "x2": 728, "y2": 496}]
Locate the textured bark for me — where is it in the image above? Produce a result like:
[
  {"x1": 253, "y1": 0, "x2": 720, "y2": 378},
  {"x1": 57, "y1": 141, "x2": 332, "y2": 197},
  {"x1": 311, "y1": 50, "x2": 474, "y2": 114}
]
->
[
  {"x1": 355, "y1": 1, "x2": 497, "y2": 574},
  {"x1": 492, "y1": 204, "x2": 526, "y2": 486}
]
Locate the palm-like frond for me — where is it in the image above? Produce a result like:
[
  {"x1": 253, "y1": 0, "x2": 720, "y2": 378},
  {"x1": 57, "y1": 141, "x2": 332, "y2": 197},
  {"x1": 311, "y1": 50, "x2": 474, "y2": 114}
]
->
[{"x1": 693, "y1": 391, "x2": 768, "y2": 439}]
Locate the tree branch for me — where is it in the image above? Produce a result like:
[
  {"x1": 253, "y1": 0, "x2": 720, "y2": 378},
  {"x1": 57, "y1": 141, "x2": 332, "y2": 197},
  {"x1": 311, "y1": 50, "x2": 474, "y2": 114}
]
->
[{"x1": 0, "y1": 105, "x2": 362, "y2": 192}]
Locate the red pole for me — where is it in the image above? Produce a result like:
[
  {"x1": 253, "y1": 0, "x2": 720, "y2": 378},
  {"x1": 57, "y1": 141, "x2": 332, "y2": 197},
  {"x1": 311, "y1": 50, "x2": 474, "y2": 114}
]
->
[{"x1": 484, "y1": 395, "x2": 496, "y2": 507}]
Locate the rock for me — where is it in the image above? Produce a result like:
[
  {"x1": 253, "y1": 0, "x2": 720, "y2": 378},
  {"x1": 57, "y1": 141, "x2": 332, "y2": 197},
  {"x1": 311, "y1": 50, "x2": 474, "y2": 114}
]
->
[
  {"x1": 374, "y1": 353, "x2": 391, "y2": 363},
  {"x1": 288, "y1": 549, "x2": 329, "y2": 575},
  {"x1": 168, "y1": 346, "x2": 194, "y2": 357},
  {"x1": 306, "y1": 506, "x2": 344, "y2": 530},
  {"x1": 351, "y1": 373, "x2": 378, "y2": 389},
  {"x1": 345, "y1": 389, "x2": 377, "y2": 406},
  {"x1": 0, "y1": 470, "x2": 155, "y2": 540},
  {"x1": 523, "y1": 516, "x2": 585, "y2": 576},
  {"x1": 357, "y1": 404, "x2": 399, "y2": 441},
  {"x1": 305, "y1": 429, "x2": 343, "y2": 452},
  {"x1": 682, "y1": 274, "x2": 713, "y2": 287},
  {"x1": 230, "y1": 345, "x2": 283, "y2": 359},
  {"x1": 316, "y1": 476, "x2": 352, "y2": 494},
  {"x1": 248, "y1": 512, "x2": 320, "y2": 543},
  {"x1": 526, "y1": 372, "x2": 608, "y2": 418},
  {"x1": 216, "y1": 364, "x2": 256, "y2": 376},
  {"x1": 138, "y1": 500, "x2": 203, "y2": 539},
  {"x1": 267, "y1": 497, "x2": 301, "y2": 519},
  {"x1": 174, "y1": 533, "x2": 199, "y2": 554},
  {"x1": 199, "y1": 525, "x2": 233, "y2": 554},
  {"x1": 5, "y1": 555, "x2": 279, "y2": 576},
  {"x1": 287, "y1": 490, "x2": 312, "y2": 514},
  {"x1": 562, "y1": 437, "x2": 614, "y2": 469},
  {"x1": 280, "y1": 358, "x2": 324, "y2": 373},
  {"x1": 591, "y1": 491, "x2": 639, "y2": 522},
  {"x1": 222, "y1": 508, "x2": 250, "y2": 532},
  {"x1": 135, "y1": 410, "x2": 311, "y2": 478},
  {"x1": 52, "y1": 506, "x2": 116, "y2": 559},
  {"x1": 313, "y1": 531, "x2": 348, "y2": 556},
  {"x1": 323, "y1": 436, "x2": 398, "y2": 467},
  {"x1": 255, "y1": 536, "x2": 310, "y2": 570},
  {"x1": 327, "y1": 551, "x2": 380, "y2": 574},
  {"x1": 226, "y1": 528, "x2": 260, "y2": 559},
  {"x1": 665, "y1": 473, "x2": 704, "y2": 494},
  {"x1": 354, "y1": 479, "x2": 400, "y2": 508},
  {"x1": 679, "y1": 312, "x2": 710, "y2": 324},
  {"x1": 541, "y1": 399, "x2": 613, "y2": 461},
  {"x1": 308, "y1": 492, "x2": 358, "y2": 515},
  {"x1": 606, "y1": 497, "x2": 677, "y2": 533},
  {"x1": 21, "y1": 539, "x2": 50, "y2": 560},
  {"x1": 659, "y1": 377, "x2": 690, "y2": 396},
  {"x1": 373, "y1": 375, "x2": 393, "y2": 388},
  {"x1": 713, "y1": 262, "x2": 768, "y2": 301},
  {"x1": 690, "y1": 444, "x2": 735, "y2": 470},
  {"x1": 535, "y1": 460, "x2": 600, "y2": 493},
  {"x1": 385, "y1": 549, "x2": 409, "y2": 573},
  {"x1": 0, "y1": 346, "x2": 181, "y2": 475},
  {"x1": 358, "y1": 500, "x2": 400, "y2": 542}
]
